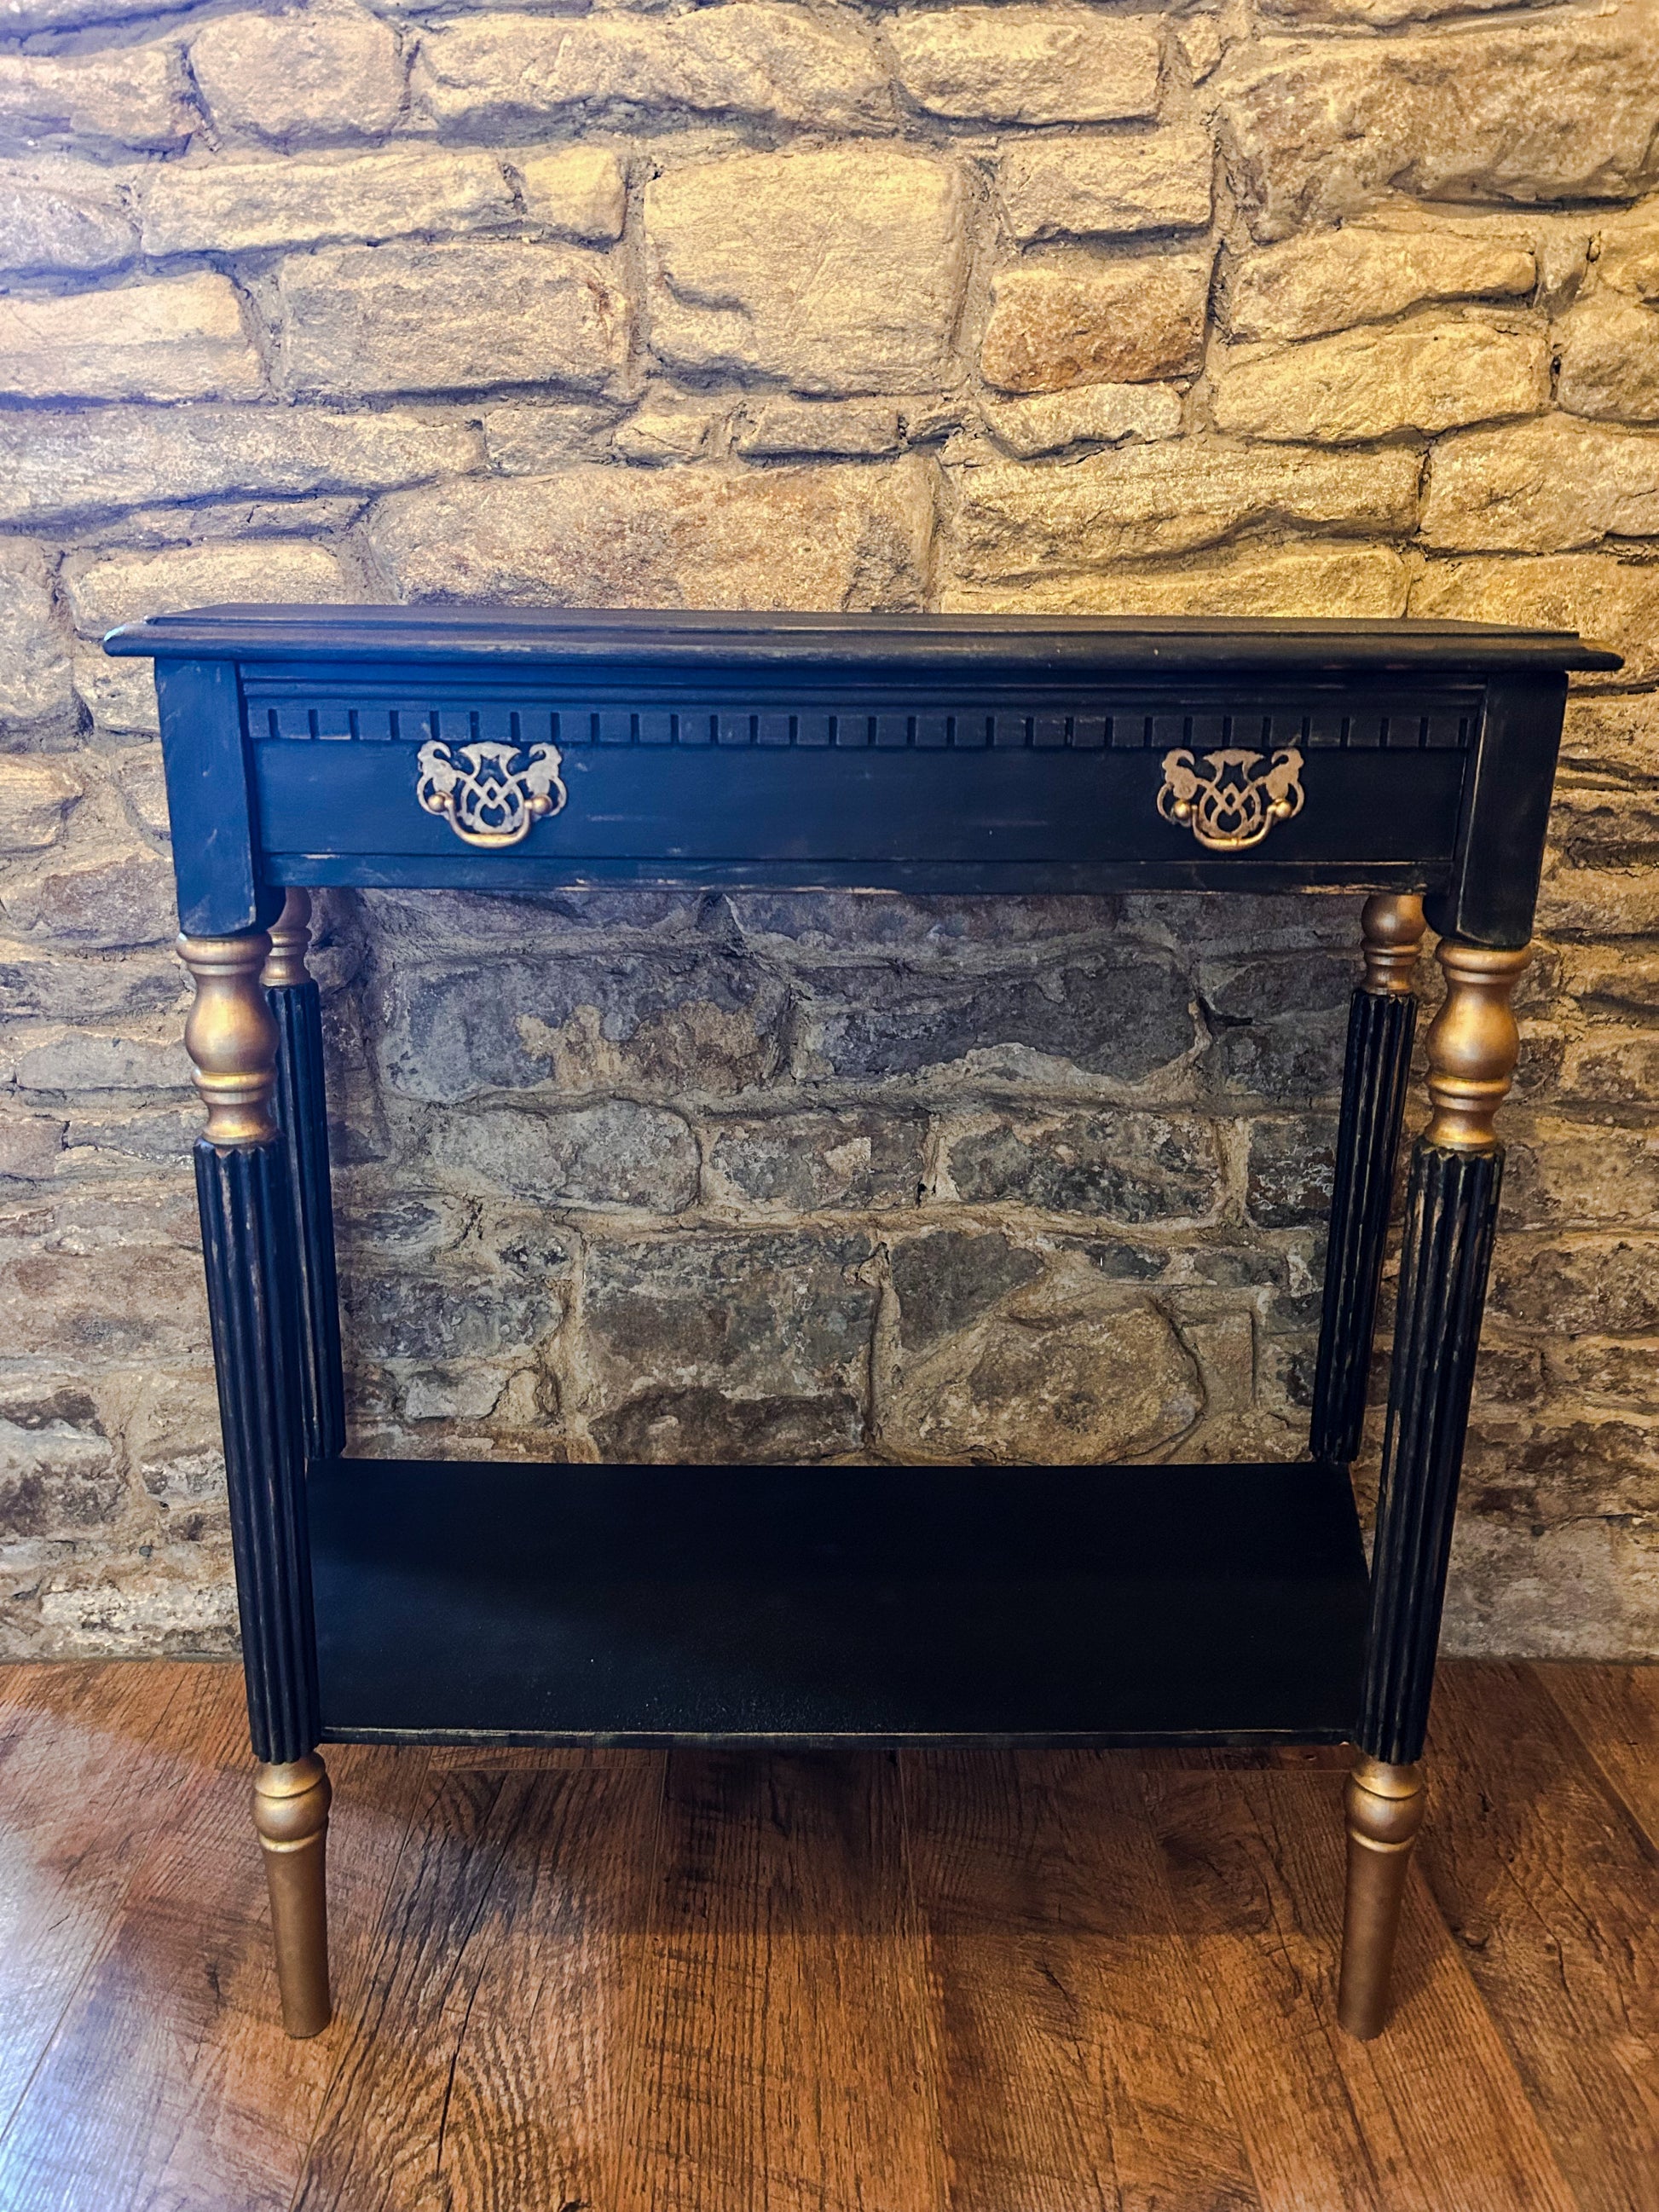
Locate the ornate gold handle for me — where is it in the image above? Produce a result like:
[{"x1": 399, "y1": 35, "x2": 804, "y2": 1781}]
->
[
  {"x1": 1158, "y1": 746, "x2": 1304, "y2": 852},
  {"x1": 415, "y1": 737, "x2": 566, "y2": 849}
]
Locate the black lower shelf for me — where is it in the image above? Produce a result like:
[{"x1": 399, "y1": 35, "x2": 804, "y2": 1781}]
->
[{"x1": 308, "y1": 1456, "x2": 1368, "y2": 1747}]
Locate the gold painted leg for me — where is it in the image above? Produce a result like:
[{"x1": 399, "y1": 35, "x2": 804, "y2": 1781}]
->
[
  {"x1": 252, "y1": 1753, "x2": 332, "y2": 2037},
  {"x1": 1337, "y1": 1755, "x2": 1425, "y2": 2040}
]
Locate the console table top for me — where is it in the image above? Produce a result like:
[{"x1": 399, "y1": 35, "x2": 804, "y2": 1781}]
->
[{"x1": 106, "y1": 604, "x2": 1621, "y2": 676}]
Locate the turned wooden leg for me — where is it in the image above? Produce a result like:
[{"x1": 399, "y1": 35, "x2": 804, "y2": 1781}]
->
[
  {"x1": 1311, "y1": 893, "x2": 1426, "y2": 1467},
  {"x1": 1339, "y1": 935, "x2": 1529, "y2": 2039},
  {"x1": 1338, "y1": 1757, "x2": 1426, "y2": 2039},
  {"x1": 181, "y1": 925, "x2": 332, "y2": 2037},
  {"x1": 265, "y1": 889, "x2": 345, "y2": 1464},
  {"x1": 253, "y1": 1755, "x2": 333, "y2": 2037}
]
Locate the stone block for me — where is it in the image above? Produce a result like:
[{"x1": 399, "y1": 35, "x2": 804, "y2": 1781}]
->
[
  {"x1": 3, "y1": 843, "x2": 178, "y2": 950},
  {"x1": 1549, "y1": 1335, "x2": 1659, "y2": 1404},
  {"x1": 141, "y1": 148, "x2": 514, "y2": 257},
  {"x1": 345, "y1": 1269, "x2": 560, "y2": 1362},
  {"x1": 378, "y1": 950, "x2": 788, "y2": 1102},
  {"x1": 482, "y1": 401, "x2": 619, "y2": 473},
  {"x1": 736, "y1": 399, "x2": 903, "y2": 459},
  {"x1": 274, "y1": 240, "x2": 628, "y2": 399},
  {"x1": 1421, "y1": 415, "x2": 1659, "y2": 552},
  {"x1": 0, "y1": 1112, "x2": 66, "y2": 1179},
  {"x1": 942, "y1": 540, "x2": 1410, "y2": 618},
  {"x1": 414, "y1": 5, "x2": 889, "y2": 135},
  {"x1": 611, "y1": 406, "x2": 718, "y2": 465},
  {"x1": 0, "y1": 1411, "x2": 124, "y2": 1538},
  {"x1": 1224, "y1": 2, "x2": 1659, "y2": 241},
  {"x1": 703, "y1": 1108, "x2": 926, "y2": 1213},
  {"x1": 0, "y1": 46, "x2": 192, "y2": 153},
  {"x1": 1502, "y1": 1122, "x2": 1659, "y2": 1231},
  {"x1": 1246, "y1": 1114, "x2": 1338, "y2": 1228},
  {"x1": 1226, "y1": 225, "x2": 1536, "y2": 344},
  {"x1": 1490, "y1": 1233, "x2": 1659, "y2": 1333},
  {"x1": 889, "y1": 5, "x2": 1162, "y2": 124},
  {"x1": 997, "y1": 127, "x2": 1213, "y2": 243},
  {"x1": 431, "y1": 1100, "x2": 698, "y2": 1211},
  {"x1": 1200, "y1": 950, "x2": 1354, "y2": 1101},
  {"x1": 0, "y1": 1240, "x2": 208, "y2": 1362},
  {"x1": 1558, "y1": 292, "x2": 1659, "y2": 423},
  {"x1": 72, "y1": 650, "x2": 158, "y2": 737},
  {"x1": 1261, "y1": 0, "x2": 1532, "y2": 20},
  {"x1": 0, "y1": 755, "x2": 80, "y2": 853},
  {"x1": 511, "y1": 145, "x2": 627, "y2": 243},
  {"x1": 980, "y1": 253, "x2": 1211, "y2": 393},
  {"x1": 1559, "y1": 692, "x2": 1659, "y2": 783},
  {"x1": 1594, "y1": 210, "x2": 1659, "y2": 301},
  {"x1": 889, "y1": 1229, "x2": 1043, "y2": 1353},
  {"x1": 582, "y1": 1229, "x2": 876, "y2": 1401},
  {"x1": 882, "y1": 1275, "x2": 1202, "y2": 1464},
  {"x1": 980, "y1": 382, "x2": 1182, "y2": 457},
  {"x1": 368, "y1": 459, "x2": 934, "y2": 611},
  {"x1": 0, "y1": 407, "x2": 482, "y2": 528},
  {"x1": 947, "y1": 440, "x2": 1419, "y2": 577},
  {"x1": 64, "y1": 538, "x2": 350, "y2": 637},
  {"x1": 795, "y1": 953, "x2": 1194, "y2": 1087},
  {"x1": 1413, "y1": 555, "x2": 1659, "y2": 684},
  {"x1": 646, "y1": 147, "x2": 963, "y2": 395},
  {"x1": 189, "y1": 4, "x2": 407, "y2": 143},
  {"x1": 0, "y1": 541, "x2": 73, "y2": 732},
  {"x1": 589, "y1": 1384, "x2": 862, "y2": 1465},
  {"x1": 0, "y1": 161, "x2": 136, "y2": 275},
  {"x1": 1212, "y1": 315, "x2": 1549, "y2": 443},
  {"x1": 0, "y1": 274, "x2": 263, "y2": 403},
  {"x1": 946, "y1": 1109, "x2": 1221, "y2": 1221}
]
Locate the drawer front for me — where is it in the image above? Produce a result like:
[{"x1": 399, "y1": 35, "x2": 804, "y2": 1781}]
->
[{"x1": 254, "y1": 735, "x2": 1465, "y2": 884}]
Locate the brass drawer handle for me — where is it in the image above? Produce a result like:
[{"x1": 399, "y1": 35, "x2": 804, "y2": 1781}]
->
[
  {"x1": 1159, "y1": 746, "x2": 1304, "y2": 852},
  {"x1": 416, "y1": 738, "x2": 567, "y2": 849}
]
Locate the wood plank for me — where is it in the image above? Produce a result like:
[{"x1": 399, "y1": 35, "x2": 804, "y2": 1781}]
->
[
  {"x1": 1530, "y1": 1661, "x2": 1659, "y2": 1847},
  {"x1": 905, "y1": 1747, "x2": 1261, "y2": 2212},
  {"x1": 1141, "y1": 1764, "x2": 1580, "y2": 2212},
  {"x1": 0, "y1": 1663, "x2": 429, "y2": 2212},
  {"x1": 617, "y1": 1749, "x2": 945, "y2": 2212},
  {"x1": 1423, "y1": 1662, "x2": 1659, "y2": 2212},
  {"x1": 293, "y1": 1752, "x2": 657, "y2": 2212},
  {"x1": 0, "y1": 1660, "x2": 202, "y2": 2139}
]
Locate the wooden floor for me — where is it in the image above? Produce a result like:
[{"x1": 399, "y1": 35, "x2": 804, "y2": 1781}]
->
[{"x1": 0, "y1": 1662, "x2": 1652, "y2": 2211}]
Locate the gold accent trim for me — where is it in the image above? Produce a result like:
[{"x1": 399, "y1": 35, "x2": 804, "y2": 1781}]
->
[
  {"x1": 253, "y1": 1755, "x2": 332, "y2": 2039},
  {"x1": 1158, "y1": 746, "x2": 1304, "y2": 852},
  {"x1": 1360, "y1": 893, "x2": 1426, "y2": 996},
  {"x1": 416, "y1": 737, "x2": 566, "y2": 848},
  {"x1": 177, "y1": 929, "x2": 280, "y2": 1148},
  {"x1": 1423, "y1": 939, "x2": 1530, "y2": 1154},
  {"x1": 1338, "y1": 1756, "x2": 1425, "y2": 2040},
  {"x1": 263, "y1": 887, "x2": 313, "y2": 990}
]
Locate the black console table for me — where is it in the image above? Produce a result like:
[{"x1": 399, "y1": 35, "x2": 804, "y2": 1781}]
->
[{"x1": 104, "y1": 606, "x2": 1616, "y2": 2045}]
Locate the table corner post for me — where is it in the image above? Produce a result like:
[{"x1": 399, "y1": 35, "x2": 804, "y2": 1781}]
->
[
  {"x1": 1338, "y1": 932, "x2": 1529, "y2": 2040},
  {"x1": 178, "y1": 921, "x2": 332, "y2": 2039}
]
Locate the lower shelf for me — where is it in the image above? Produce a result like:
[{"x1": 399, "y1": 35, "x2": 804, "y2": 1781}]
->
[{"x1": 309, "y1": 1455, "x2": 1369, "y2": 1747}]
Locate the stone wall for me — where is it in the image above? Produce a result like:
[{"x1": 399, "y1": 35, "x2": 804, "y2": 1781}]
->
[{"x1": 1, "y1": 0, "x2": 1656, "y2": 1660}]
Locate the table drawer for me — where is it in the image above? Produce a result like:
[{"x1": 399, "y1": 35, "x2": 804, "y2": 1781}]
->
[{"x1": 254, "y1": 735, "x2": 1465, "y2": 886}]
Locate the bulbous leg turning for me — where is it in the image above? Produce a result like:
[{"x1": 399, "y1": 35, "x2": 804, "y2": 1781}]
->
[
  {"x1": 1337, "y1": 1758, "x2": 1425, "y2": 2040},
  {"x1": 253, "y1": 1754, "x2": 332, "y2": 2037}
]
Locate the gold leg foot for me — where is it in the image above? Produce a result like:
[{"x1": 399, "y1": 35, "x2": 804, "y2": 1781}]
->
[
  {"x1": 1337, "y1": 1755, "x2": 1425, "y2": 2040},
  {"x1": 253, "y1": 1753, "x2": 332, "y2": 2037}
]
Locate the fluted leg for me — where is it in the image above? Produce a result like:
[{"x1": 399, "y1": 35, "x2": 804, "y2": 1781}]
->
[
  {"x1": 1311, "y1": 895, "x2": 1425, "y2": 1467},
  {"x1": 265, "y1": 889, "x2": 344, "y2": 1464},
  {"x1": 1338, "y1": 936, "x2": 1529, "y2": 2039},
  {"x1": 182, "y1": 925, "x2": 332, "y2": 2036}
]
